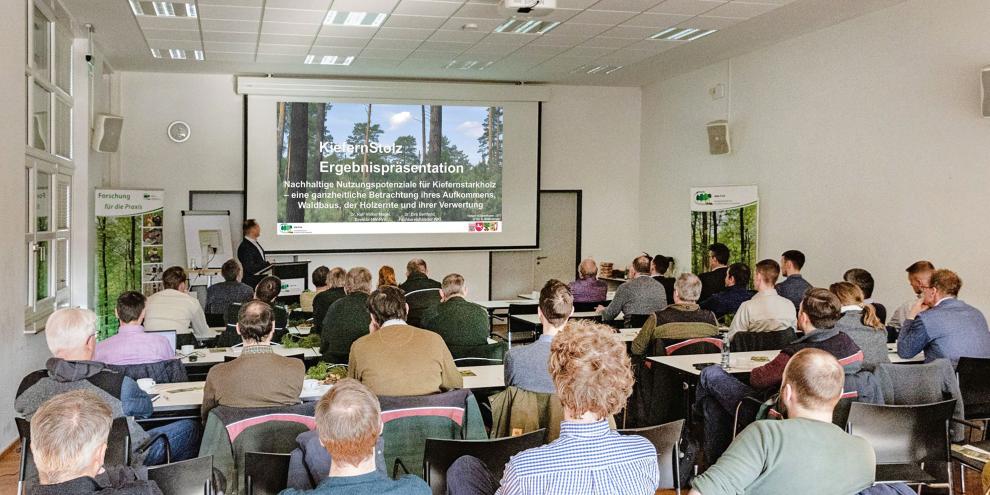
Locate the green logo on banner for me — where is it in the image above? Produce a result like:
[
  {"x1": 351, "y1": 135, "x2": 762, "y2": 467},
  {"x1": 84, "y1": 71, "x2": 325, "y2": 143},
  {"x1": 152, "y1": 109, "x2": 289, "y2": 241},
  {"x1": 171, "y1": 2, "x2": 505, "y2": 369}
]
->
[
  {"x1": 280, "y1": 224, "x2": 292, "y2": 232},
  {"x1": 695, "y1": 192, "x2": 712, "y2": 202}
]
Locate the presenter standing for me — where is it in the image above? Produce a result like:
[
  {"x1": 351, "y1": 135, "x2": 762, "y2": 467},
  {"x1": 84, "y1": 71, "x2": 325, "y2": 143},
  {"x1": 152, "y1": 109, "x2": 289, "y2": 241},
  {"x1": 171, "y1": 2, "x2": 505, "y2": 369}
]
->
[{"x1": 238, "y1": 219, "x2": 269, "y2": 288}]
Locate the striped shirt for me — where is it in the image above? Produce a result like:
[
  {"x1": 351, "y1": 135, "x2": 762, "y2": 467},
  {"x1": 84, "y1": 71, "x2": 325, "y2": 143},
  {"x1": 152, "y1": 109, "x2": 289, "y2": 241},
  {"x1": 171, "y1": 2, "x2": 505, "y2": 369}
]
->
[{"x1": 496, "y1": 420, "x2": 659, "y2": 495}]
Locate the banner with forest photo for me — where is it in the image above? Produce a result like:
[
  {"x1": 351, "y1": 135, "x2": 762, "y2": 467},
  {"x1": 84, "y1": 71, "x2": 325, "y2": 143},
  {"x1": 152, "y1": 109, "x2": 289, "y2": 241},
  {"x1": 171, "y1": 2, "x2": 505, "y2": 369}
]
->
[
  {"x1": 275, "y1": 101, "x2": 504, "y2": 235},
  {"x1": 690, "y1": 186, "x2": 759, "y2": 281},
  {"x1": 95, "y1": 190, "x2": 164, "y2": 339}
]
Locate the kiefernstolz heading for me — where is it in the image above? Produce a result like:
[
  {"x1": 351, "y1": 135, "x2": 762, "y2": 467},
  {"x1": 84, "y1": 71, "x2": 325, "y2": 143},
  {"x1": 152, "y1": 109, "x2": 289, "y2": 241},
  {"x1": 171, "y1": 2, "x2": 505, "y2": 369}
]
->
[{"x1": 318, "y1": 162, "x2": 465, "y2": 176}]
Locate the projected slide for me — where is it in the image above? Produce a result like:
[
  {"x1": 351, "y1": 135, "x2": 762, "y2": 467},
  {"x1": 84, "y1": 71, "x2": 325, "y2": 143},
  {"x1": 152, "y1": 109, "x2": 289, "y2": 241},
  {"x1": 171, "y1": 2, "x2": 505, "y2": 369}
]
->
[{"x1": 276, "y1": 102, "x2": 503, "y2": 235}]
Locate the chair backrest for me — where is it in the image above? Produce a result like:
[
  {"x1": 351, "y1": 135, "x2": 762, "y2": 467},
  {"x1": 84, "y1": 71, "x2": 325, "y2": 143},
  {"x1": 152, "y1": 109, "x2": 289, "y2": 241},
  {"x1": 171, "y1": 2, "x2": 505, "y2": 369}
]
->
[
  {"x1": 626, "y1": 314, "x2": 651, "y2": 329},
  {"x1": 573, "y1": 301, "x2": 606, "y2": 312},
  {"x1": 847, "y1": 399, "x2": 956, "y2": 465},
  {"x1": 664, "y1": 337, "x2": 723, "y2": 356},
  {"x1": 205, "y1": 312, "x2": 226, "y2": 328},
  {"x1": 106, "y1": 359, "x2": 189, "y2": 384},
  {"x1": 406, "y1": 289, "x2": 442, "y2": 327},
  {"x1": 956, "y1": 357, "x2": 990, "y2": 420},
  {"x1": 730, "y1": 328, "x2": 796, "y2": 352},
  {"x1": 507, "y1": 303, "x2": 538, "y2": 316},
  {"x1": 244, "y1": 452, "x2": 291, "y2": 495},
  {"x1": 423, "y1": 429, "x2": 546, "y2": 495},
  {"x1": 16, "y1": 416, "x2": 131, "y2": 488},
  {"x1": 223, "y1": 352, "x2": 304, "y2": 363},
  {"x1": 618, "y1": 419, "x2": 684, "y2": 490},
  {"x1": 453, "y1": 357, "x2": 503, "y2": 367},
  {"x1": 449, "y1": 341, "x2": 508, "y2": 362},
  {"x1": 147, "y1": 455, "x2": 213, "y2": 495}
]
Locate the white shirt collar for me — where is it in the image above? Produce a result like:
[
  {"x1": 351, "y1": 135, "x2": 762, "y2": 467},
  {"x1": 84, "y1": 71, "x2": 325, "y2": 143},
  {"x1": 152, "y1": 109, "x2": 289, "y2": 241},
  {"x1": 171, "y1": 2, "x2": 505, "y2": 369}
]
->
[
  {"x1": 935, "y1": 297, "x2": 953, "y2": 307},
  {"x1": 841, "y1": 304, "x2": 862, "y2": 313},
  {"x1": 382, "y1": 319, "x2": 406, "y2": 327}
]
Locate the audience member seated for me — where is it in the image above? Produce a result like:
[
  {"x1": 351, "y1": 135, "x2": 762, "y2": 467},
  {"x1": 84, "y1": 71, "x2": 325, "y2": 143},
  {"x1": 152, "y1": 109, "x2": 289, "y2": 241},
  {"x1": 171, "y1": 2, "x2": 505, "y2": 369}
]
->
[
  {"x1": 299, "y1": 265, "x2": 330, "y2": 313},
  {"x1": 596, "y1": 255, "x2": 667, "y2": 324},
  {"x1": 632, "y1": 273, "x2": 718, "y2": 355},
  {"x1": 727, "y1": 259, "x2": 796, "y2": 341},
  {"x1": 279, "y1": 379, "x2": 430, "y2": 495},
  {"x1": 202, "y1": 300, "x2": 305, "y2": 420},
  {"x1": 312, "y1": 267, "x2": 346, "y2": 333},
  {"x1": 775, "y1": 250, "x2": 813, "y2": 310},
  {"x1": 695, "y1": 289, "x2": 862, "y2": 460},
  {"x1": 568, "y1": 258, "x2": 608, "y2": 303},
  {"x1": 699, "y1": 243, "x2": 730, "y2": 302},
  {"x1": 700, "y1": 262, "x2": 755, "y2": 320},
  {"x1": 16, "y1": 308, "x2": 200, "y2": 466},
  {"x1": 399, "y1": 258, "x2": 442, "y2": 326},
  {"x1": 446, "y1": 320, "x2": 659, "y2": 495},
  {"x1": 831, "y1": 282, "x2": 889, "y2": 369},
  {"x1": 29, "y1": 390, "x2": 164, "y2": 495},
  {"x1": 320, "y1": 267, "x2": 372, "y2": 361},
  {"x1": 504, "y1": 280, "x2": 573, "y2": 394},
  {"x1": 651, "y1": 254, "x2": 676, "y2": 305},
  {"x1": 94, "y1": 291, "x2": 174, "y2": 366},
  {"x1": 690, "y1": 349, "x2": 875, "y2": 495},
  {"x1": 844, "y1": 268, "x2": 887, "y2": 324},
  {"x1": 144, "y1": 266, "x2": 213, "y2": 346},
  {"x1": 205, "y1": 258, "x2": 254, "y2": 315},
  {"x1": 348, "y1": 286, "x2": 462, "y2": 396},
  {"x1": 887, "y1": 260, "x2": 935, "y2": 332},
  {"x1": 253, "y1": 275, "x2": 289, "y2": 323},
  {"x1": 897, "y1": 268, "x2": 990, "y2": 366},
  {"x1": 378, "y1": 265, "x2": 398, "y2": 288},
  {"x1": 421, "y1": 273, "x2": 490, "y2": 348}
]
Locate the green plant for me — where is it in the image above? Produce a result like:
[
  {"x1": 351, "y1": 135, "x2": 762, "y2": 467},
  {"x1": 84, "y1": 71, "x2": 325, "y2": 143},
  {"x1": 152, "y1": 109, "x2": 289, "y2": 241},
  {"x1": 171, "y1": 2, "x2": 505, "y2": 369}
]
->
[
  {"x1": 281, "y1": 333, "x2": 320, "y2": 349},
  {"x1": 306, "y1": 362, "x2": 347, "y2": 381}
]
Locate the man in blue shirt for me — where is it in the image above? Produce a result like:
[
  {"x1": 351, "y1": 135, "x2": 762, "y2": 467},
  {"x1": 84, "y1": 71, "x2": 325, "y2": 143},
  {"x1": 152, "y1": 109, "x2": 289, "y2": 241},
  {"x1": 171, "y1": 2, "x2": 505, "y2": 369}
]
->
[
  {"x1": 700, "y1": 262, "x2": 756, "y2": 320},
  {"x1": 446, "y1": 320, "x2": 659, "y2": 495},
  {"x1": 279, "y1": 379, "x2": 429, "y2": 495},
  {"x1": 897, "y1": 269, "x2": 990, "y2": 366},
  {"x1": 776, "y1": 250, "x2": 813, "y2": 310},
  {"x1": 503, "y1": 279, "x2": 573, "y2": 394}
]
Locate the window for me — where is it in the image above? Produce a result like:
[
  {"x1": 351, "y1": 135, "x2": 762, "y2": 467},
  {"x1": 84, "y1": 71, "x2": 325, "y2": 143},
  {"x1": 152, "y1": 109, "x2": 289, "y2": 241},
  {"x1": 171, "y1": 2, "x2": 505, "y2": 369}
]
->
[{"x1": 25, "y1": 0, "x2": 72, "y2": 333}]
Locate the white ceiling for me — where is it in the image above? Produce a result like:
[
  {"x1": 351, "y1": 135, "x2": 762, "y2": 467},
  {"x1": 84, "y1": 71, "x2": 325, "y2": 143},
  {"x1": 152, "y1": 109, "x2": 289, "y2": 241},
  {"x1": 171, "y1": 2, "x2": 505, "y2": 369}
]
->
[{"x1": 60, "y1": 0, "x2": 902, "y2": 86}]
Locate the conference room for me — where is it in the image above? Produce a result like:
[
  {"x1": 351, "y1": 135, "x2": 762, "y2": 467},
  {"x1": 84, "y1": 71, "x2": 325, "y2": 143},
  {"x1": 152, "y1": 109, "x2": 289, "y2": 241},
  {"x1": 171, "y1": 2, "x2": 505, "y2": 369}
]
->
[{"x1": 4, "y1": 0, "x2": 990, "y2": 494}]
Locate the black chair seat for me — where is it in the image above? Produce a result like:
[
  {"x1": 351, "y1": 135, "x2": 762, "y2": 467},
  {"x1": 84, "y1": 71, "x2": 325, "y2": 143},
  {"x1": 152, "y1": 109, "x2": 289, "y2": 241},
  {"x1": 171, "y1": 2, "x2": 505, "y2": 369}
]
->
[
  {"x1": 244, "y1": 452, "x2": 291, "y2": 495},
  {"x1": 147, "y1": 455, "x2": 213, "y2": 495},
  {"x1": 874, "y1": 464, "x2": 937, "y2": 484},
  {"x1": 423, "y1": 429, "x2": 546, "y2": 495}
]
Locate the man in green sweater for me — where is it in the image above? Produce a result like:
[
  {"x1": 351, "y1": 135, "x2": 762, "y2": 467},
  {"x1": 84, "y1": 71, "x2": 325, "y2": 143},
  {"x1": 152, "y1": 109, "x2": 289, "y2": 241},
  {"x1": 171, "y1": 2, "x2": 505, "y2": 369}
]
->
[
  {"x1": 320, "y1": 267, "x2": 372, "y2": 363},
  {"x1": 421, "y1": 273, "x2": 490, "y2": 349},
  {"x1": 690, "y1": 348, "x2": 875, "y2": 495},
  {"x1": 399, "y1": 258, "x2": 442, "y2": 327}
]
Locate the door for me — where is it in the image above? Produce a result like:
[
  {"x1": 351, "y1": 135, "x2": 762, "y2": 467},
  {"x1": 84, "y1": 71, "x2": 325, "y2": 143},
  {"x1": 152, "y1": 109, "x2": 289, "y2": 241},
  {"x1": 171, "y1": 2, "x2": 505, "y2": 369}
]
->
[{"x1": 490, "y1": 190, "x2": 580, "y2": 299}]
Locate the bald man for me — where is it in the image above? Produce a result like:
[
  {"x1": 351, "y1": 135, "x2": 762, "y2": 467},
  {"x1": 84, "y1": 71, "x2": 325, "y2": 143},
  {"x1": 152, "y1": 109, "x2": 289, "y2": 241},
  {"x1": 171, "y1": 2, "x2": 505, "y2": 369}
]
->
[{"x1": 569, "y1": 258, "x2": 608, "y2": 303}]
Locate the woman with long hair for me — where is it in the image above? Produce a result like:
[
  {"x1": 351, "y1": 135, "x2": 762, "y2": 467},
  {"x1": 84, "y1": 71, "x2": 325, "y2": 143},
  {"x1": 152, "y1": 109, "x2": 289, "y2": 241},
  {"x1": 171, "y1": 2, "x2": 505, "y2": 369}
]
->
[
  {"x1": 829, "y1": 281, "x2": 889, "y2": 369},
  {"x1": 378, "y1": 265, "x2": 398, "y2": 289}
]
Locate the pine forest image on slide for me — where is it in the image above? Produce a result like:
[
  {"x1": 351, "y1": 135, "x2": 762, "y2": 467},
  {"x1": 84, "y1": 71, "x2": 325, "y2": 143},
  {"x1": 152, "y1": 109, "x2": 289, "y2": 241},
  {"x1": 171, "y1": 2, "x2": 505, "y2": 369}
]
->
[
  {"x1": 276, "y1": 102, "x2": 503, "y2": 224},
  {"x1": 691, "y1": 204, "x2": 759, "y2": 280},
  {"x1": 95, "y1": 213, "x2": 146, "y2": 338}
]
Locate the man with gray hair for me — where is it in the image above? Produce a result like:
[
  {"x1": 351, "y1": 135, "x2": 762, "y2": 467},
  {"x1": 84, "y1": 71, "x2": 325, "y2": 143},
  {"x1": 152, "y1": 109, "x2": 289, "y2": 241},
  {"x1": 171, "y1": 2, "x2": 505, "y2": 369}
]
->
[
  {"x1": 569, "y1": 258, "x2": 608, "y2": 303},
  {"x1": 421, "y1": 273, "x2": 491, "y2": 349},
  {"x1": 631, "y1": 273, "x2": 719, "y2": 356},
  {"x1": 320, "y1": 267, "x2": 373, "y2": 363},
  {"x1": 16, "y1": 308, "x2": 200, "y2": 466},
  {"x1": 597, "y1": 255, "x2": 668, "y2": 326},
  {"x1": 29, "y1": 390, "x2": 163, "y2": 494},
  {"x1": 399, "y1": 258, "x2": 442, "y2": 327}
]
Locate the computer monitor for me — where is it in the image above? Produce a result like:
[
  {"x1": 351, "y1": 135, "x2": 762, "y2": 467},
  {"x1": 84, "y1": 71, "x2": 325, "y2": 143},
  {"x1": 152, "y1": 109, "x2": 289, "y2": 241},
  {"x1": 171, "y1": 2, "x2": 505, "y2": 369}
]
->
[{"x1": 146, "y1": 329, "x2": 177, "y2": 351}]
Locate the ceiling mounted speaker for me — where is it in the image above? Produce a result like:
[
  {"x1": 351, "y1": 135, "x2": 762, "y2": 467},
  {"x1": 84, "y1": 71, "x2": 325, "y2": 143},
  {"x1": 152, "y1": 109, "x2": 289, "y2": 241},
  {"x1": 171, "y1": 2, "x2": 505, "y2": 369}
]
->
[
  {"x1": 706, "y1": 120, "x2": 730, "y2": 155},
  {"x1": 92, "y1": 114, "x2": 123, "y2": 153},
  {"x1": 982, "y1": 66, "x2": 990, "y2": 118}
]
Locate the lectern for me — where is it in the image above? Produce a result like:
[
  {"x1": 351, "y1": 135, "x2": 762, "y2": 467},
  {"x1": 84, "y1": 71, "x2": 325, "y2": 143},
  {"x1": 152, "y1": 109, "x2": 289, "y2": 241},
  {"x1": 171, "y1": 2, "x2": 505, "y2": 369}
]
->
[{"x1": 255, "y1": 261, "x2": 310, "y2": 304}]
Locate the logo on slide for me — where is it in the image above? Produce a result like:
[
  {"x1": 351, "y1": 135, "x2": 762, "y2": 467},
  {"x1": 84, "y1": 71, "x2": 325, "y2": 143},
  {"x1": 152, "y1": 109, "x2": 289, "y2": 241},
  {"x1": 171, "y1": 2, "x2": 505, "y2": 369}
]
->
[
  {"x1": 280, "y1": 224, "x2": 293, "y2": 232},
  {"x1": 469, "y1": 222, "x2": 500, "y2": 232},
  {"x1": 695, "y1": 191, "x2": 713, "y2": 203}
]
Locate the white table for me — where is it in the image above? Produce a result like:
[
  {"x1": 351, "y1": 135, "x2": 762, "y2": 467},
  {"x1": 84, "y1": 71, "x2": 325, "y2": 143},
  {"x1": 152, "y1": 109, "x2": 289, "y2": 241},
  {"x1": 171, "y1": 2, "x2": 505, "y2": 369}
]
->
[
  {"x1": 476, "y1": 299, "x2": 537, "y2": 311},
  {"x1": 649, "y1": 346, "x2": 924, "y2": 377},
  {"x1": 152, "y1": 365, "x2": 506, "y2": 413},
  {"x1": 180, "y1": 345, "x2": 321, "y2": 365},
  {"x1": 509, "y1": 311, "x2": 602, "y2": 326}
]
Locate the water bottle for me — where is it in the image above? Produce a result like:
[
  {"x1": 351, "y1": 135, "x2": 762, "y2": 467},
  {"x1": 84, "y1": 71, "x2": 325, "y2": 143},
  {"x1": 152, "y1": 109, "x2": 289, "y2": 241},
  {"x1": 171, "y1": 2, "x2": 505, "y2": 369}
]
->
[{"x1": 720, "y1": 333, "x2": 731, "y2": 369}]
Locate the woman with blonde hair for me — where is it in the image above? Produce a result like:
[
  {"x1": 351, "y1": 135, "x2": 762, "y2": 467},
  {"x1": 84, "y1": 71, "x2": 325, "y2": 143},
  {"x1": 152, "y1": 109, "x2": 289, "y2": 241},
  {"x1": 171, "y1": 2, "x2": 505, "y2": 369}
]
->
[
  {"x1": 378, "y1": 265, "x2": 397, "y2": 289},
  {"x1": 829, "y1": 281, "x2": 889, "y2": 369}
]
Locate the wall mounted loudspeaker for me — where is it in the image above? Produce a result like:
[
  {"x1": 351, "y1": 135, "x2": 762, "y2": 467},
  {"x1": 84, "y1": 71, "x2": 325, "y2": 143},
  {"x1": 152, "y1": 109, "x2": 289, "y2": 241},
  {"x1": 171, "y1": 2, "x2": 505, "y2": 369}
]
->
[
  {"x1": 706, "y1": 120, "x2": 730, "y2": 155},
  {"x1": 92, "y1": 114, "x2": 124, "y2": 152},
  {"x1": 982, "y1": 66, "x2": 990, "y2": 118}
]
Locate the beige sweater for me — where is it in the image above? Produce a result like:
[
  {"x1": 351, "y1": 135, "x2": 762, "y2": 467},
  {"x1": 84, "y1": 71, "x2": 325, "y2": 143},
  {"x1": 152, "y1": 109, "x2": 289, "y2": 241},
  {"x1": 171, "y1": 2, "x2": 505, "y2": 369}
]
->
[
  {"x1": 348, "y1": 323, "x2": 463, "y2": 396},
  {"x1": 201, "y1": 349, "x2": 305, "y2": 420}
]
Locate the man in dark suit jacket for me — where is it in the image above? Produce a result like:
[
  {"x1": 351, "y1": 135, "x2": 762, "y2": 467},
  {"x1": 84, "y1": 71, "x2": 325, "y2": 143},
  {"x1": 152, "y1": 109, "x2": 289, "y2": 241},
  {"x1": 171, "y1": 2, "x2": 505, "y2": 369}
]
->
[
  {"x1": 897, "y1": 269, "x2": 990, "y2": 366},
  {"x1": 399, "y1": 258, "x2": 442, "y2": 327},
  {"x1": 421, "y1": 273, "x2": 490, "y2": 349},
  {"x1": 237, "y1": 219, "x2": 269, "y2": 288},
  {"x1": 699, "y1": 243, "x2": 730, "y2": 302}
]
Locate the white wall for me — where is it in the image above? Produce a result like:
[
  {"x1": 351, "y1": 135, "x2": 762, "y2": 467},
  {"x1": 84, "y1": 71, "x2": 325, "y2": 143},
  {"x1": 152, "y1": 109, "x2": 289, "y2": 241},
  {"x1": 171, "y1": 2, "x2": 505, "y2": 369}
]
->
[
  {"x1": 0, "y1": 1, "x2": 53, "y2": 447},
  {"x1": 640, "y1": 0, "x2": 990, "y2": 310},
  {"x1": 119, "y1": 74, "x2": 644, "y2": 298}
]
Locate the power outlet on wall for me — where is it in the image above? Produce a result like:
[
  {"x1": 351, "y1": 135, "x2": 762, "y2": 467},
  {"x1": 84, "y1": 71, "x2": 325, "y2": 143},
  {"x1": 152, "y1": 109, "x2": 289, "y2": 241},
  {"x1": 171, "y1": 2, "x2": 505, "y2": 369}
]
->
[{"x1": 709, "y1": 83, "x2": 726, "y2": 100}]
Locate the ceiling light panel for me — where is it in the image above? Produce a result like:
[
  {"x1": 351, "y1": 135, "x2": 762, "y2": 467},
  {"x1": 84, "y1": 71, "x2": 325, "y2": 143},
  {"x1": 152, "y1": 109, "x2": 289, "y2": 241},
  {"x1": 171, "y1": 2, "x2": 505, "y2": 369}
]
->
[
  {"x1": 650, "y1": 27, "x2": 717, "y2": 41},
  {"x1": 444, "y1": 60, "x2": 496, "y2": 71},
  {"x1": 304, "y1": 54, "x2": 356, "y2": 66},
  {"x1": 324, "y1": 10, "x2": 388, "y2": 27},
  {"x1": 129, "y1": 1, "x2": 197, "y2": 17},
  {"x1": 572, "y1": 64, "x2": 624, "y2": 75},
  {"x1": 494, "y1": 18, "x2": 561, "y2": 35}
]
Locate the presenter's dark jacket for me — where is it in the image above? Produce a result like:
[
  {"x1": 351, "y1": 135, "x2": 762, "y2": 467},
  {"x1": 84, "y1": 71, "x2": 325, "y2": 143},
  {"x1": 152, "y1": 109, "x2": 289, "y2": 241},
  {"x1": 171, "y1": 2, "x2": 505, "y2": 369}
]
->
[
  {"x1": 699, "y1": 267, "x2": 728, "y2": 302},
  {"x1": 320, "y1": 292, "x2": 371, "y2": 362},
  {"x1": 312, "y1": 287, "x2": 346, "y2": 333},
  {"x1": 399, "y1": 272, "x2": 442, "y2": 327},
  {"x1": 237, "y1": 238, "x2": 268, "y2": 288},
  {"x1": 421, "y1": 296, "x2": 490, "y2": 347},
  {"x1": 348, "y1": 323, "x2": 463, "y2": 397}
]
